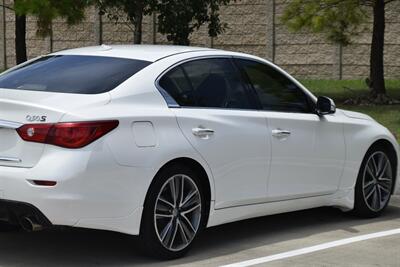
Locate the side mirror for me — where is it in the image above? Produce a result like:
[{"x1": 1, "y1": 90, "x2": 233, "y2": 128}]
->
[{"x1": 316, "y1": 96, "x2": 336, "y2": 115}]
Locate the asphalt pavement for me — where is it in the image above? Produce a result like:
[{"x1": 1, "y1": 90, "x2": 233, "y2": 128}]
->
[{"x1": 0, "y1": 196, "x2": 399, "y2": 267}]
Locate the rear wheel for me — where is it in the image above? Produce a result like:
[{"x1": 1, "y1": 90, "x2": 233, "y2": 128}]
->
[
  {"x1": 140, "y1": 164, "x2": 206, "y2": 259},
  {"x1": 354, "y1": 146, "x2": 394, "y2": 217}
]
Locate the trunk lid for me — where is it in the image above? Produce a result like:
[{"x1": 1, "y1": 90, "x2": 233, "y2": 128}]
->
[{"x1": 0, "y1": 89, "x2": 110, "y2": 168}]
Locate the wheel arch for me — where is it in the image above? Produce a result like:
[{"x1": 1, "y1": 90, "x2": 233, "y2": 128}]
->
[
  {"x1": 144, "y1": 157, "x2": 214, "y2": 227},
  {"x1": 368, "y1": 139, "x2": 398, "y2": 194},
  {"x1": 340, "y1": 122, "x2": 399, "y2": 198}
]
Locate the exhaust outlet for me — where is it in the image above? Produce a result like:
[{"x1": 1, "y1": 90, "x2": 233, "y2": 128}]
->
[{"x1": 20, "y1": 216, "x2": 43, "y2": 232}]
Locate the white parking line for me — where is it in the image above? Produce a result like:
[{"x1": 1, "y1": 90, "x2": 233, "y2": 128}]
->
[{"x1": 220, "y1": 228, "x2": 400, "y2": 267}]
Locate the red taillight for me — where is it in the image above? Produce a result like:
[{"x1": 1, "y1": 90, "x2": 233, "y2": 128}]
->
[{"x1": 17, "y1": 120, "x2": 119, "y2": 149}]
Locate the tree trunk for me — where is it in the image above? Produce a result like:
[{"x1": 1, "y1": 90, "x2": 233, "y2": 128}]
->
[
  {"x1": 369, "y1": 0, "x2": 386, "y2": 98},
  {"x1": 133, "y1": 8, "x2": 143, "y2": 44},
  {"x1": 173, "y1": 33, "x2": 190, "y2": 46},
  {"x1": 15, "y1": 15, "x2": 27, "y2": 64},
  {"x1": 15, "y1": 14, "x2": 27, "y2": 65}
]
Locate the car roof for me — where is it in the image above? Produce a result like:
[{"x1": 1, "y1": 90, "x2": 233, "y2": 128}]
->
[{"x1": 51, "y1": 45, "x2": 215, "y2": 62}]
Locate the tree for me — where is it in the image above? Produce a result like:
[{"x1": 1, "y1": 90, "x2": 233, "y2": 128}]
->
[
  {"x1": 96, "y1": 0, "x2": 232, "y2": 46},
  {"x1": 9, "y1": 0, "x2": 90, "y2": 64},
  {"x1": 15, "y1": 8, "x2": 27, "y2": 64},
  {"x1": 0, "y1": 2, "x2": 26, "y2": 64},
  {"x1": 281, "y1": 0, "x2": 398, "y2": 102},
  {"x1": 155, "y1": 0, "x2": 232, "y2": 45},
  {"x1": 96, "y1": 0, "x2": 155, "y2": 44}
]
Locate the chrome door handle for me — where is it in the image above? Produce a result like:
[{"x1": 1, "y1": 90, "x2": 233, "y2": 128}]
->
[
  {"x1": 192, "y1": 127, "x2": 215, "y2": 137},
  {"x1": 272, "y1": 129, "x2": 291, "y2": 137}
]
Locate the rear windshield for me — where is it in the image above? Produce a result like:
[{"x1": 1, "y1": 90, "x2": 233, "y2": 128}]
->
[{"x1": 0, "y1": 55, "x2": 151, "y2": 94}]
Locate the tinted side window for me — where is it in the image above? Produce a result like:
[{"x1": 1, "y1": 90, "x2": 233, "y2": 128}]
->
[
  {"x1": 0, "y1": 55, "x2": 151, "y2": 94},
  {"x1": 158, "y1": 66, "x2": 196, "y2": 106},
  {"x1": 237, "y1": 59, "x2": 311, "y2": 113},
  {"x1": 159, "y1": 58, "x2": 254, "y2": 109}
]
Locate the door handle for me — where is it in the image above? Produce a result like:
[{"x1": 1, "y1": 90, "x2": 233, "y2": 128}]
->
[
  {"x1": 192, "y1": 127, "x2": 215, "y2": 138},
  {"x1": 272, "y1": 129, "x2": 291, "y2": 138}
]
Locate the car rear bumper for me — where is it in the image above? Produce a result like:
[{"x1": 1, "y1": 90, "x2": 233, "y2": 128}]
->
[
  {"x1": 0, "y1": 199, "x2": 52, "y2": 227},
  {"x1": 0, "y1": 142, "x2": 155, "y2": 235}
]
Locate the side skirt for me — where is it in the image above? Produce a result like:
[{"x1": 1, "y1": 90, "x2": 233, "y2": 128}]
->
[{"x1": 206, "y1": 189, "x2": 354, "y2": 228}]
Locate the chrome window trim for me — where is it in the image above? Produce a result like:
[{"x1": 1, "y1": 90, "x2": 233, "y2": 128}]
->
[{"x1": 155, "y1": 55, "x2": 317, "y2": 114}]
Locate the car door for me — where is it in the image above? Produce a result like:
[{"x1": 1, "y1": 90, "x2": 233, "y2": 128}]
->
[
  {"x1": 236, "y1": 58, "x2": 346, "y2": 200},
  {"x1": 157, "y1": 57, "x2": 271, "y2": 209}
]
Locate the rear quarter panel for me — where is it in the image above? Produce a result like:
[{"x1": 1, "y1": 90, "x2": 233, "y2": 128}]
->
[{"x1": 60, "y1": 80, "x2": 216, "y2": 208}]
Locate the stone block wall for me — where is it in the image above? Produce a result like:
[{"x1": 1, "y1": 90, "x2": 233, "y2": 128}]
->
[{"x1": 0, "y1": 0, "x2": 399, "y2": 80}]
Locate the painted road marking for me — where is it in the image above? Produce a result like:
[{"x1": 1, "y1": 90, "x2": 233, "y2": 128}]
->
[{"x1": 221, "y1": 228, "x2": 400, "y2": 267}]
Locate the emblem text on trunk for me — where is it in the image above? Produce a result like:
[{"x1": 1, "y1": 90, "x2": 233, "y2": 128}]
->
[{"x1": 26, "y1": 115, "x2": 47, "y2": 122}]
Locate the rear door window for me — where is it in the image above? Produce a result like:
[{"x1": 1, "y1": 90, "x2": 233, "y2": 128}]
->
[
  {"x1": 0, "y1": 55, "x2": 151, "y2": 94},
  {"x1": 159, "y1": 58, "x2": 256, "y2": 110}
]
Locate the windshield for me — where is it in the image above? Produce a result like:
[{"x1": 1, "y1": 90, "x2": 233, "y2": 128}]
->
[{"x1": 0, "y1": 55, "x2": 151, "y2": 94}]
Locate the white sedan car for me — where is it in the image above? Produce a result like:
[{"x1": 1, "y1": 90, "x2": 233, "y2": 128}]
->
[{"x1": 0, "y1": 45, "x2": 398, "y2": 259}]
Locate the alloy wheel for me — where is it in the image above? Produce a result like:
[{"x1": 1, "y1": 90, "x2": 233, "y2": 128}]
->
[
  {"x1": 362, "y1": 151, "x2": 393, "y2": 212},
  {"x1": 154, "y1": 174, "x2": 202, "y2": 252}
]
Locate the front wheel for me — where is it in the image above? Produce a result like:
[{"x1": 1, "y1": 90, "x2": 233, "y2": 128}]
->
[
  {"x1": 140, "y1": 164, "x2": 206, "y2": 259},
  {"x1": 354, "y1": 146, "x2": 395, "y2": 217}
]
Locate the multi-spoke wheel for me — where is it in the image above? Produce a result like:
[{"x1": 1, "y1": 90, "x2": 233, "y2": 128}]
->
[
  {"x1": 354, "y1": 146, "x2": 395, "y2": 217},
  {"x1": 140, "y1": 164, "x2": 206, "y2": 259},
  {"x1": 362, "y1": 151, "x2": 393, "y2": 212},
  {"x1": 154, "y1": 174, "x2": 202, "y2": 252}
]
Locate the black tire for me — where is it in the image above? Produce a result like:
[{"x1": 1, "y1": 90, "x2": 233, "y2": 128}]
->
[
  {"x1": 140, "y1": 163, "x2": 207, "y2": 259},
  {"x1": 354, "y1": 145, "x2": 395, "y2": 218},
  {"x1": 0, "y1": 221, "x2": 20, "y2": 232}
]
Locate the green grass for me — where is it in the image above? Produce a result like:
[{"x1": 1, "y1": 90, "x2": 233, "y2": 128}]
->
[{"x1": 300, "y1": 79, "x2": 400, "y2": 140}]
